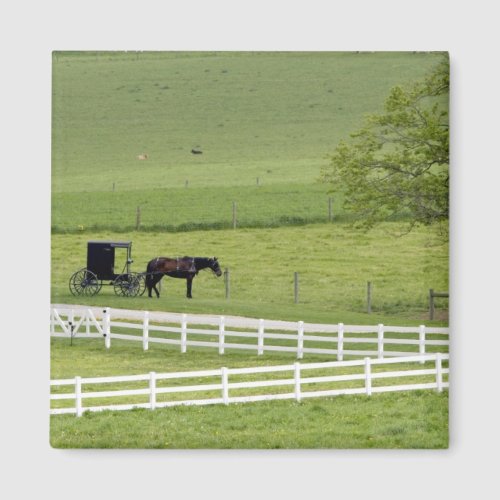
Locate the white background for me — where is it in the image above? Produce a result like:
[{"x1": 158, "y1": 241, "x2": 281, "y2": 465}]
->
[{"x1": 1, "y1": 1, "x2": 499, "y2": 498}]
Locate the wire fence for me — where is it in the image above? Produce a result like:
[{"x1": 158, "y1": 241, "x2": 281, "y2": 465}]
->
[{"x1": 51, "y1": 185, "x2": 347, "y2": 233}]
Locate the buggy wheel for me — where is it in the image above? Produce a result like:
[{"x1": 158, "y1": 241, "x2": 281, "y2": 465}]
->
[
  {"x1": 69, "y1": 269, "x2": 101, "y2": 296},
  {"x1": 132, "y1": 273, "x2": 146, "y2": 296},
  {"x1": 114, "y1": 274, "x2": 142, "y2": 297}
]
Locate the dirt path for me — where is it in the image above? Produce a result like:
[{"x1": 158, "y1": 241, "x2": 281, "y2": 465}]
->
[{"x1": 52, "y1": 303, "x2": 303, "y2": 330}]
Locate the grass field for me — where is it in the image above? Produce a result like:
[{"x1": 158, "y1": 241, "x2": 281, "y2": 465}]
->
[
  {"x1": 50, "y1": 337, "x2": 448, "y2": 449},
  {"x1": 51, "y1": 223, "x2": 448, "y2": 323},
  {"x1": 51, "y1": 51, "x2": 445, "y2": 232},
  {"x1": 51, "y1": 51, "x2": 449, "y2": 449}
]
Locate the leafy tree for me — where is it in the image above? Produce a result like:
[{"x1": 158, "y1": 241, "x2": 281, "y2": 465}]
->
[{"x1": 321, "y1": 57, "x2": 449, "y2": 235}]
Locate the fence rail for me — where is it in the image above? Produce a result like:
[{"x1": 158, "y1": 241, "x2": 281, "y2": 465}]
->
[
  {"x1": 50, "y1": 353, "x2": 449, "y2": 416},
  {"x1": 50, "y1": 306, "x2": 449, "y2": 361}
]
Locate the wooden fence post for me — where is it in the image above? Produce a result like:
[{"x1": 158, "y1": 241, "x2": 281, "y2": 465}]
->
[
  {"x1": 181, "y1": 314, "x2": 187, "y2": 353},
  {"x1": 429, "y1": 290, "x2": 449, "y2": 320},
  {"x1": 75, "y1": 376, "x2": 83, "y2": 417},
  {"x1": 69, "y1": 309, "x2": 74, "y2": 331},
  {"x1": 103, "y1": 308, "x2": 111, "y2": 349},
  {"x1": 435, "y1": 353, "x2": 443, "y2": 392},
  {"x1": 337, "y1": 323, "x2": 344, "y2": 361},
  {"x1": 257, "y1": 319, "x2": 264, "y2": 355},
  {"x1": 294, "y1": 362, "x2": 302, "y2": 402},
  {"x1": 50, "y1": 308, "x2": 55, "y2": 335},
  {"x1": 221, "y1": 367, "x2": 229, "y2": 404},
  {"x1": 367, "y1": 281, "x2": 372, "y2": 314},
  {"x1": 419, "y1": 325, "x2": 426, "y2": 364},
  {"x1": 85, "y1": 310, "x2": 90, "y2": 335},
  {"x1": 377, "y1": 324, "x2": 384, "y2": 359},
  {"x1": 224, "y1": 268, "x2": 230, "y2": 299},
  {"x1": 142, "y1": 311, "x2": 149, "y2": 351},
  {"x1": 219, "y1": 316, "x2": 225, "y2": 355},
  {"x1": 294, "y1": 272, "x2": 299, "y2": 304},
  {"x1": 364, "y1": 357, "x2": 372, "y2": 396},
  {"x1": 297, "y1": 321, "x2": 304, "y2": 359},
  {"x1": 149, "y1": 371, "x2": 156, "y2": 410}
]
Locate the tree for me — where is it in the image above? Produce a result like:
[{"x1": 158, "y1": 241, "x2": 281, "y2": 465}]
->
[{"x1": 321, "y1": 57, "x2": 449, "y2": 235}]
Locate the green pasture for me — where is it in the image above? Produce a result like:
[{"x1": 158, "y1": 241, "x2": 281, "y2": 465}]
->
[
  {"x1": 50, "y1": 338, "x2": 448, "y2": 448},
  {"x1": 51, "y1": 223, "x2": 448, "y2": 323},
  {"x1": 52, "y1": 51, "x2": 444, "y2": 231},
  {"x1": 50, "y1": 51, "x2": 449, "y2": 449},
  {"x1": 52, "y1": 51, "x2": 442, "y2": 191},
  {"x1": 52, "y1": 182, "x2": 348, "y2": 233}
]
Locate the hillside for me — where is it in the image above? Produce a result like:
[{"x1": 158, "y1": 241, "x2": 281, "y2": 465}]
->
[{"x1": 51, "y1": 51, "x2": 445, "y2": 232}]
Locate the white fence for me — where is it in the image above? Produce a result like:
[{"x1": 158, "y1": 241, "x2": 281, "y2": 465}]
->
[
  {"x1": 50, "y1": 353, "x2": 449, "y2": 416},
  {"x1": 50, "y1": 305, "x2": 449, "y2": 361}
]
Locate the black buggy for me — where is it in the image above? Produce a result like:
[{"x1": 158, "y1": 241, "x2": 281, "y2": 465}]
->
[{"x1": 69, "y1": 241, "x2": 146, "y2": 297}]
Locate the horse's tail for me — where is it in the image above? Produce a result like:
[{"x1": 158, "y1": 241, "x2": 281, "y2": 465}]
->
[
  {"x1": 145, "y1": 259, "x2": 158, "y2": 288},
  {"x1": 146, "y1": 259, "x2": 155, "y2": 274}
]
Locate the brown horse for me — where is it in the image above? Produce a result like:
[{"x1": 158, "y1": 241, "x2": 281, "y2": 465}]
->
[{"x1": 145, "y1": 256, "x2": 222, "y2": 298}]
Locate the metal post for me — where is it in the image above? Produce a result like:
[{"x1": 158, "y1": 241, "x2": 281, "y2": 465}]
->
[
  {"x1": 294, "y1": 272, "x2": 299, "y2": 304},
  {"x1": 232, "y1": 201, "x2": 237, "y2": 229},
  {"x1": 429, "y1": 289, "x2": 434, "y2": 320},
  {"x1": 328, "y1": 197, "x2": 333, "y2": 222}
]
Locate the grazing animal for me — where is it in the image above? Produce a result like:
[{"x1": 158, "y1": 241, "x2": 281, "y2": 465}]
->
[
  {"x1": 145, "y1": 256, "x2": 222, "y2": 299},
  {"x1": 191, "y1": 149, "x2": 203, "y2": 154},
  {"x1": 137, "y1": 153, "x2": 149, "y2": 160}
]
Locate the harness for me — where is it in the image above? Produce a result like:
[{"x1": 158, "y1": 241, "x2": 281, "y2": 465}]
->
[
  {"x1": 176, "y1": 257, "x2": 196, "y2": 273},
  {"x1": 146, "y1": 257, "x2": 202, "y2": 279}
]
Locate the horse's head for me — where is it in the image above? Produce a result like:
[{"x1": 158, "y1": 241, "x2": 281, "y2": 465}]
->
[{"x1": 210, "y1": 257, "x2": 222, "y2": 277}]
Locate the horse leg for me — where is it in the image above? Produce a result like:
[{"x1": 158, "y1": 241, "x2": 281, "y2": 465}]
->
[
  {"x1": 149, "y1": 275, "x2": 162, "y2": 298},
  {"x1": 186, "y1": 276, "x2": 193, "y2": 299},
  {"x1": 154, "y1": 276, "x2": 163, "y2": 298},
  {"x1": 146, "y1": 274, "x2": 154, "y2": 298}
]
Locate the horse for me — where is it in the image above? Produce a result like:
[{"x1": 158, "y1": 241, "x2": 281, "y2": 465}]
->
[{"x1": 145, "y1": 256, "x2": 222, "y2": 299}]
